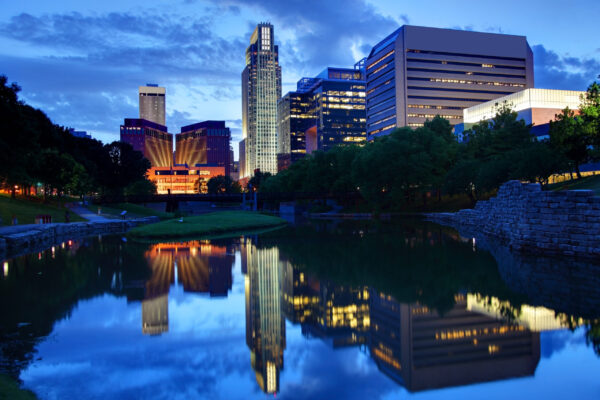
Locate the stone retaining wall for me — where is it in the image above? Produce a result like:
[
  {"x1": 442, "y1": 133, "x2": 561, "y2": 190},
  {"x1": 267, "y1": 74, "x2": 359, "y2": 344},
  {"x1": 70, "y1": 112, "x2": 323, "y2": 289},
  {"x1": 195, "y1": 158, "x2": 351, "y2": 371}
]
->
[
  {"x1": 0, "y1": 217, "x2": 159, "y2": 259},
  {"x1": 427, "y1": 180, "x2": 600, "y2": 259}
]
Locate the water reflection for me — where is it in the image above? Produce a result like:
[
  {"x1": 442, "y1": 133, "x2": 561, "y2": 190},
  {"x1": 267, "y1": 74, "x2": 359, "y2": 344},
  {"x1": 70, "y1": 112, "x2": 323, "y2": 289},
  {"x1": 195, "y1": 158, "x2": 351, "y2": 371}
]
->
[{"x1": 1, "y1": 220, "x2": 599, "y2": 399}]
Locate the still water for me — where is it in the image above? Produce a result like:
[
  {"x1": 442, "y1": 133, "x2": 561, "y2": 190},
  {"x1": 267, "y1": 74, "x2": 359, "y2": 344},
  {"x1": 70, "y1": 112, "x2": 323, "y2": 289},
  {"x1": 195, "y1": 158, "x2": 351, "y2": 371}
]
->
[{"x1": 1, "y1": 219, "x2": 599, "y2": 399}]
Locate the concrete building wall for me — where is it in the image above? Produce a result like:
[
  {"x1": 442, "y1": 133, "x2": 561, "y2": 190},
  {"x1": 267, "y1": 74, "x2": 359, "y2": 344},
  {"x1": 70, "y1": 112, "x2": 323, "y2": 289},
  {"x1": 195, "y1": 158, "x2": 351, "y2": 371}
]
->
[
  {"x1": 139, "y1": 85, "x2": 166, "y2": 126},
  {"x1": 366, "y1": 26, "x2": 534, "y2": 139}
]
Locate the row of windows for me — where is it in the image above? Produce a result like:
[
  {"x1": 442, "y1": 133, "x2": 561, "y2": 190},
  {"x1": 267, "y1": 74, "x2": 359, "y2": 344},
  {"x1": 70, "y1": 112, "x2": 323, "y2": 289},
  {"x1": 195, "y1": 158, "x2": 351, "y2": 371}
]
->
[
  {"x1": 407, "y1": 67, "x2": 526, "y2": 79},
  {"x1": 406, "y1": 58, "x2": 525, "y2": 70},
  {"x1": 367, "y1": 78, "x2": 394, "y2": 96},
  {"x1": 326, "y1": 90, "x2": 366, "y2": 97},
  {"x1": 407, "y1": 86, "x2": 514, "y2": 95},
  {"x1": 368, "y1": 113, "x2": 396, "y2": 129},
  {"x1": 369, "y1": 123, "x2": 396, "y2": 135},
  {"x1": 325, "y1": 104, "x2": 366, "y2": 110},
  {"x1": 408, "y1": 123, "x2": 424, "y2": 127},
  {"x1": 367, "y1": 49, "x2": 395, "y2": 70},
  {"x1": 408, "y1": 77, "x2": 525, "y2": 88},
  {"x1": 367, "y1": 62, "x2": 391, "y2": 78},
  {"x1": 407, "y1": 49, "x2": 526, "y2": 63},
  {"x1": 407, "y1": 113, "x2": 462, "y2": 119},
  {"x1": 407, "y1": 104, "x2": 463, "y2": 110},
  {"x1": 326, "y1": 97, "x2": 366, "y2": 104},
  {"x1": 367, "y1": 104, "x2": 395, "y2": 120}
]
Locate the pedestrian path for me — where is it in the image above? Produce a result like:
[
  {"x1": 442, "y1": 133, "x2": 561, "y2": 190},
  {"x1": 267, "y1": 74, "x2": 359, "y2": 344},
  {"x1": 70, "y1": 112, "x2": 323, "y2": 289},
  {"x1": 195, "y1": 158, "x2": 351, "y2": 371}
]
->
[{"x1": 69, "y1": 204, "x2": 117, "y2": 222}]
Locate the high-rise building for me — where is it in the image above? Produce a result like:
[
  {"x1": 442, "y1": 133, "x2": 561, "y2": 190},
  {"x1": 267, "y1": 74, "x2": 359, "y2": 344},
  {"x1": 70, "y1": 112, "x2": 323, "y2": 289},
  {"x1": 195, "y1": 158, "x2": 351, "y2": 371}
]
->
[
  {"x1": 365, "y1": 25, "x2": 534, "y2": 139},
  {"x1": 239, "y1": 139, "x2": 246, "y2": 179},
  {"x1": 277, "y1": 65, "x2": 367, "y2": 170},
  {"x1": 120, "y1": 118, "x2": 173, "y2": 167},
  {"x1": 176, "y1": 121, "x2": 231, "y2": 176},
  {"x1": 139, "y1": 84, "x2": 166, "y2": 126},
  {"x1": 242, "y1": 23, "x2": 282, "y2": 176}
]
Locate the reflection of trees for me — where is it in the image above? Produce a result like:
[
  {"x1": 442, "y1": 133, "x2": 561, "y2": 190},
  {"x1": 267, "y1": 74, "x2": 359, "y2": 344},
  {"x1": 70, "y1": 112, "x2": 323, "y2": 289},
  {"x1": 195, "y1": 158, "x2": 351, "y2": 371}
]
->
[
  {"x1": 259, "y1": 220, "x2": 526, "y2": 314},
  {"x1": 585, "y1": 320, "x2": 600, "y2": 356},
  {"x1": 0, "y1": 237, "x2": 150, "y2": 378}
]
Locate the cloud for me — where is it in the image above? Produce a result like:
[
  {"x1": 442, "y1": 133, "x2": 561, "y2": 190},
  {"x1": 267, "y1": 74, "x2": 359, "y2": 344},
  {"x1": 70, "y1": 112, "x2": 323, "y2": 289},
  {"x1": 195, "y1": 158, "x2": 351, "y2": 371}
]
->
[{"x1": 532, "y1": 44, "x2": 600, "y2": 90}]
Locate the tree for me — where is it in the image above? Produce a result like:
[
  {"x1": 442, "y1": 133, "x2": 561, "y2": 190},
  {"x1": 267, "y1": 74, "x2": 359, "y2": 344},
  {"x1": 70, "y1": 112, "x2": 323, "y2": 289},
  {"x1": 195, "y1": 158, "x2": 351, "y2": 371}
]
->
[
  {"x1": 124, "y1": 179, "x2": 157, "y2": 196},
  {"x1": 101, "y1": 142, "x2": 151, "y2": 196},
  {"x1": 248, "y1": 170, "x2": 272, "y2": 192},
  {"x1": 206, "y1": 175, "x2": 241, "y2": 194},
  {"x1": 549, "y1": 108, "x2": 589, "y2": 178}
]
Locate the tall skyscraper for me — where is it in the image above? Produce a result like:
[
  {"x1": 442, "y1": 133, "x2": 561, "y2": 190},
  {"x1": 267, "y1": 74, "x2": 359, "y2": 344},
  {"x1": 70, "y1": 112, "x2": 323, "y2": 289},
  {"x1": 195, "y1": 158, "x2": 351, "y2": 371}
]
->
[
  {"x1": 365, "y1": 25, "x2": 534, "y2": 139},
  {"x1": 242, "y1": 23, "x2": 282, "y2": 177},
  {"x1": 139, "y1": 84, "x2": 166, "y2": 126}
]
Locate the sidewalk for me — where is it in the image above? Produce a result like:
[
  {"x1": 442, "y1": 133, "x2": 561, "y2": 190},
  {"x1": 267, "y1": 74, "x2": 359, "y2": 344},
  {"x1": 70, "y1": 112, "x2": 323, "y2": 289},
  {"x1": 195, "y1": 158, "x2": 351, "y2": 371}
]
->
[{"x1": 68, "y1": 204, "x2": 117, "y2": 222}]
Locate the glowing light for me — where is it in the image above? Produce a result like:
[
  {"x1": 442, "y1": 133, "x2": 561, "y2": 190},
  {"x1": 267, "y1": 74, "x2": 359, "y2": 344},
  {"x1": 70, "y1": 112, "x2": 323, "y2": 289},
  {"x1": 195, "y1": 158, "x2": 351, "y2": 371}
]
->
[{"x1": 3, "y1": 262, "x2": 8, "y2": 277}]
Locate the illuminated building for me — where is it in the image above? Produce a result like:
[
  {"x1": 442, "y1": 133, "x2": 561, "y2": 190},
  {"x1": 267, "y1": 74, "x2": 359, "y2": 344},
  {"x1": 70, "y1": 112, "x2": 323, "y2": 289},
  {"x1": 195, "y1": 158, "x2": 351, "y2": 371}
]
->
[
  {"x1": 466, "y1": 294, "x2": 580, "y2": 332},
  {"x1": 365, "y1": 25, "x2": 534, "y2": 138},
  {"x1": 120, "y1": 118, "x2": 173, "y2": 167},
  {"x1": 238, "y1": 139, "x2": 246, "y2": 179},
  {"x1": 241, "y1": 23, "x2": 282, "y2": 176},
  {"x1": 176, "y1": 121, "x2": 232, "y2": 177},
  {"x1": 369, "y1": 292, "x2": 540, "y2": 391},
  {"x1": 280, "y1": 260, "x2": 320, "y2": 324},
  {"x1": 277, "y1": 65, "x2": 366, "y2": 170},
  {"x1": 457, "y1": 88, "x2": 586, "y2": 139},
  {"x1": 147, "y1": 165, "x2": 225, "y2": 194},
  {"x1": 245, "y1": 243, "x2": 285, "y2": 394},
  {"x1": 139, "y1": 84, "x2": 166, "y2": 126}
]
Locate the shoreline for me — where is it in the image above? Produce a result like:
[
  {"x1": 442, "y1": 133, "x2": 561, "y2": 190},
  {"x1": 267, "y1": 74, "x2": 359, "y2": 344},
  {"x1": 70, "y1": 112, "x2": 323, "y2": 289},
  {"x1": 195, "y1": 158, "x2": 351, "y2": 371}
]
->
[{"x1": 0, "y1": 217, "x2": 159, "y2": 259}]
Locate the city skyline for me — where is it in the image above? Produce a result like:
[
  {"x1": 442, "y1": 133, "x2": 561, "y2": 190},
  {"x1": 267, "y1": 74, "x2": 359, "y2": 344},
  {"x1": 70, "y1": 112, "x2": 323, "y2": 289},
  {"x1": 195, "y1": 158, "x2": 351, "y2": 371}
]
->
[{"x1": 1, "y1": 1, "x2": 599, "y2": 160}]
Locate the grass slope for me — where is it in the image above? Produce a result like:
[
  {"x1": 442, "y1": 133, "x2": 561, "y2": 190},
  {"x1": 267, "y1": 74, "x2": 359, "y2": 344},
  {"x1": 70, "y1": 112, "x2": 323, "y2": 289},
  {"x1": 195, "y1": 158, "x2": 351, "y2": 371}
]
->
[
  {"x1": 0, "y1": 375, "x2": 37, "y2": 400},
  {"x1": 88, "y1": 203, "x2": 174, "y2": 220},
  {"x1": 0, "y1": 195, "x2": 86, "y2": 226},
  {"x1": 547, "y1": 174, "x2": 600, "y2": 195},
  {"x1": 127, "y1": 211, "x2": 286, "y2": 239}
]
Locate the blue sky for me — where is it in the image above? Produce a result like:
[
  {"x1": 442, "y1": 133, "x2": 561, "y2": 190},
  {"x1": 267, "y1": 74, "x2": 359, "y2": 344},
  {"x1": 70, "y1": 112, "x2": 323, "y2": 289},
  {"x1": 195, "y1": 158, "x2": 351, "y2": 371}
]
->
[{"x1": 2, "y1": 0, "x2": 599, "y2": 159}]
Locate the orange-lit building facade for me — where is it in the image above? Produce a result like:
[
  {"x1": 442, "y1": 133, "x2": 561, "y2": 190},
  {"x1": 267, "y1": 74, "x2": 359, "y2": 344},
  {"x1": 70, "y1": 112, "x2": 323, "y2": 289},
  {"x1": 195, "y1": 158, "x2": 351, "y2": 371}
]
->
[
  {"x1": 120, "y1": 118, "x2": 173, "y2": 167},
  {"x1": 147, "y1": 165, "x2": 225, "y2": 194},
  {"x1": 175, "y1": 121, "x2": 232, "y2": 177}
]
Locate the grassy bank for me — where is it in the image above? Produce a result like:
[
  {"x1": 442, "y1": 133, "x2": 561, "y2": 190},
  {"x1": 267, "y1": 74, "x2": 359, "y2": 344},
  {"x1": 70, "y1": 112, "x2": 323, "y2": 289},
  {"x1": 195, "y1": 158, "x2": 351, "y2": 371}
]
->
[
  {"x1": 0, "y1": 375, "x2": 37, "y2": 400},
  {"x1": 0, "y1": 195, "x2": 86, "y2": 226},
  {"x1": 87, "y1": 203, "x2": 175, "y2": 220},
  {"x1": 547, "y1": 174, "x2": 600, "y2": 195},
  {"x1": 127, "y1": 211, "x2": 286, "y2": 239}
]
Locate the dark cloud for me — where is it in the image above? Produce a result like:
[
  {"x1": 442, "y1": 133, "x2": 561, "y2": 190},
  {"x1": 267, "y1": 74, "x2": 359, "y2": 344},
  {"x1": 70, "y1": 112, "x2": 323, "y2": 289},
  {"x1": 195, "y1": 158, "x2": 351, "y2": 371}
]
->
[{"x1": 532, "y1": 44, "x2": 600, "y2": 90}]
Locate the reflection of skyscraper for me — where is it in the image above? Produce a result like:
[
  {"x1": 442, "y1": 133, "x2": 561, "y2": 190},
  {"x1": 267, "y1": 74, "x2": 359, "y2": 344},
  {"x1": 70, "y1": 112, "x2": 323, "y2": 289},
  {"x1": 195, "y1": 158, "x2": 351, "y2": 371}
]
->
[
  {"x1": 245, "y1": 243, "x2": 286, "y2": 394},
  {"x1": 369, "y1": 292, "x2": 541, "y2": 391},
  {"x1": 142, "y1": 294, "x2": 168, "y2": 335}
]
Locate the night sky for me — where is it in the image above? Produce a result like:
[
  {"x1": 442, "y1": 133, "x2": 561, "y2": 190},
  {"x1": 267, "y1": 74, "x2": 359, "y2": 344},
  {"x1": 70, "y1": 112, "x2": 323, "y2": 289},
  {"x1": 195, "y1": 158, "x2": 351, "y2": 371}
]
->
[{"x1": 2, "y1": 0, "x2": 599, "y2": 158}]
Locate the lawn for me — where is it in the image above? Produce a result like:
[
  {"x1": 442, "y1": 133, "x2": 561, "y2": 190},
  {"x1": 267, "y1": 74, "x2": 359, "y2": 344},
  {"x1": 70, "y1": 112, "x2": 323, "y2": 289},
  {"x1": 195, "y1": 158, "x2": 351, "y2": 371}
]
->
[
  {"x1": 87, "y1": 203, "x2": 175, "y2": 220},
  {"x1": 127, "y1": 211, "x2": 286, "y2": 239},
  {"x1": 0, "y1": 195, "x2": 86, "y2": 226},
  {"x1": 0, "y1": 375, "x2": 37, "y2": 400},
  {"x1": 546, "y1": 174, "x2": 600, "y2": 195}
]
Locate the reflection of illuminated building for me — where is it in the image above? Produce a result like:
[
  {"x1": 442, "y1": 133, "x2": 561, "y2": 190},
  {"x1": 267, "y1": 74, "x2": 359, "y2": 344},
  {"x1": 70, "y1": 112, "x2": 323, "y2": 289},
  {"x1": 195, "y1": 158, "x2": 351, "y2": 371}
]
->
[
  {"x1": 281, "y1": 263, "x2": 369, "y2": 348},
  {"x1": 466, "y1": 294, "x2": 580, "y2": 332},
  {"x1": 141, "y1": 241, "x2": 234, "y2": 335},
  {"x1": 369, "y1": 292, "x2": 540, "y2": 392},
  {"x1": 245, "y1": 244, "x2": 285, "y2": 394},
  {"x1": 142, "y1": 294, "x2": 168, "y2": 335}
]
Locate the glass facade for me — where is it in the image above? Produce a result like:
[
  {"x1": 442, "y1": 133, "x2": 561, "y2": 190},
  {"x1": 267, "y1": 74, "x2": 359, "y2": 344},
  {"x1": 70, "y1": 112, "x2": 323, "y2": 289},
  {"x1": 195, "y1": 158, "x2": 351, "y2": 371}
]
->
[
  {"x1": 277, "y1": 65, "x2": 367, "y2": 170},
  {"x1": 242, "y1": 23, "x2": 282, "y2": 176}
]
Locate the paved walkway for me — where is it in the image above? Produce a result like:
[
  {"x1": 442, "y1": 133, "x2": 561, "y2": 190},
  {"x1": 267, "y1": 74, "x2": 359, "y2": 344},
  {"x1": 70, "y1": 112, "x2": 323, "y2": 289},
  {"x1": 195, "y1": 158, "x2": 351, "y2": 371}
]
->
[{"x1": 68, "y1": 204, "x2": 116, "y2": 222}]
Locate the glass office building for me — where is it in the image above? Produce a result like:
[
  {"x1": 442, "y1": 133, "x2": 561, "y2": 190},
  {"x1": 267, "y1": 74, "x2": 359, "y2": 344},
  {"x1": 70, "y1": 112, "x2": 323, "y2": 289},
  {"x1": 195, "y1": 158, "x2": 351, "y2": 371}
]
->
[
  {"x1": 365, "y1": 25, "x2": 534, "y2": 139},
  {"x1": 277, "y1": 65, "x2": 367, "y2": 170},
  {"x1": 242, "y1": 23, "x2": 282, "y2": 177}
]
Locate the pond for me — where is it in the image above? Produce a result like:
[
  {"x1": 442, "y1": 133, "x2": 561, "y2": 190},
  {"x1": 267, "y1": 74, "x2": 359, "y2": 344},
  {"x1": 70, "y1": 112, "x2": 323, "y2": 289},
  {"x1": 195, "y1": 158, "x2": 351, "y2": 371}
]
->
[{"x1": 1, "y1": 218, "x2": 599, "y2": 399}]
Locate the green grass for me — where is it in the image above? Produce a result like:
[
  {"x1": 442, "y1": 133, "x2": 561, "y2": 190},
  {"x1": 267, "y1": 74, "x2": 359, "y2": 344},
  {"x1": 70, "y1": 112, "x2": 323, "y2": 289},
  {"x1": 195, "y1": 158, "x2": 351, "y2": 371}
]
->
[
  {"x1": 128, "y1": 211, "x2": 287, "y2": 239},
  {"x1": 0, "y1": 195, "x2": 86, "y2": 226},
  {"x1": 87, "y1": 203, "x2": 175, "y2": 220},
  {"x1": 0, "y1": 375, "x2": 38, "y2": 400},
  {"x1": 546, "y1": 174, "x2": 600, "y2": 195}
]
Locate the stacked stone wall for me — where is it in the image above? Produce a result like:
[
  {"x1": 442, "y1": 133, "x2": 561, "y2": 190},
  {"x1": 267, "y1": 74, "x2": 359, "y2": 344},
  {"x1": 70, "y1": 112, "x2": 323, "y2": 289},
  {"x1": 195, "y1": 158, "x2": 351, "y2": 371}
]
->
[
  {"x1": 428, "y1": 180, "x2": 600, "y2": 259},
  {"x1": 0, "y1": 217, "x2": 159, "y2": 259}
]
